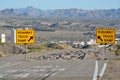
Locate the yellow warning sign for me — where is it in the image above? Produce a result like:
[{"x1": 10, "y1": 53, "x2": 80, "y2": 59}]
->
[
  {"x1": 96, "y1": 28, "x2": 115, "y2": 44},
  {"x1": 16, "y1": 30, "x2": 35, "y2": 44}
]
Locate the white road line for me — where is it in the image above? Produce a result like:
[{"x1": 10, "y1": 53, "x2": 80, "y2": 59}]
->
[
  {"x1": 51, "y1": 72, "x2": 57, "y2": 77},
  {"x1": 6, "y1": 70, "x2": 18, "y2": 73},
  {"x1": 55, "y1": 65, "x2": 60, "y2": 68},
  {"x1": 93, "y1": 60, "x2": 98, "y2": 80},
  {"x1": 34, "y1": 65, "x2": 52, "y2": 68},
  {"x1": 51, "y1": 68, "x2": 57, "y2": 71},
  {"x1": 22, "y1": 73, "x2": 30, "y2": 78},
  {"x1": 44, "y1": 74, "x2": 49, "y2": 77},
  {"x1": 40, "y1": 69, "x2": 46, "y2": 71},
  {"x1": 0, "y1": 74, "x2": 3, "y2": 78},
  {"x1": 0, "y1": 62, "x2": 22, "y2": 69},
  {"x1": 58, "y1": 68, "x2": 66, "y2": 71},
  {"x1": 99, "y1": 62, "x2": 107, "y2": 77},
  {"x1": 32, "y1": 69, "x2": 39, "y2": 72},
  {"x1": 0, "y1": 74, "x2": 8, "y2": 78},
  {"x1": 14, "y1": 73, "x2": 30, "y2": 78}
]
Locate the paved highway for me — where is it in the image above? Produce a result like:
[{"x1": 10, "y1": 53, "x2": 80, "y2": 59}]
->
[{"x1": 0, "y1": 48, "x2": 108, "y2": 80}]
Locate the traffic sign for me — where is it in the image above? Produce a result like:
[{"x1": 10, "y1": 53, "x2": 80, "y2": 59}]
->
[
  {"x1": 96, "y1": 28, "x2": 115, "y2": 44},
  {"x1": 16, "y1": 30, "x2": 35, "y2": 44}
]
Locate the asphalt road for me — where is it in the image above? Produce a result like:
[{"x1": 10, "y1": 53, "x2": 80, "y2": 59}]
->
[{"x1": 0, "y1": 48, "x2": 108, "y2": 80}]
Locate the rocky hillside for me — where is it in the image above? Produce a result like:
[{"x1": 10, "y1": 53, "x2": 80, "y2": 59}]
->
[
  {"x1": 0, "y1": 43, "x2": 25, "y2": 57},
  {"x1": 0, "y1": 6, "x2": 120, "y2": 18}
]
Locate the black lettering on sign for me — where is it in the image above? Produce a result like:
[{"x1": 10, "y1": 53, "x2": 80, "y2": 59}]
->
[
  {"x1": 17, "y1": 31, "x2": 32, "y2": 34},
  {"x1": 103, "y1": 35, "x2": 113, "y2": 38},
  {"x1": 98, "y1": 30, "x2": 113, "y2": 34},
  {"x1": 18, "y1": 39, "x2": 26, "y2": 42},
  {"x1": 104, "y1": 39, "x2": 113, "y2": 42},
  {"x1": 18, "y1": 35, "x2": 28, "y2": 38}
]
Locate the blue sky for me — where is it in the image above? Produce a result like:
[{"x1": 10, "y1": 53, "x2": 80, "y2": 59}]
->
[{"x1": 0, "y1": 0, "x2": 120, "y2": 10}]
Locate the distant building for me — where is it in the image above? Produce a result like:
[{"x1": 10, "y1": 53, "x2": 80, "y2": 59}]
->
[
  {"x1": 72, "y1": 41, "x2": 88, "y2": 48},
  {"x1": 87, "y1": 39, "x2": 96, "y2": 45}
]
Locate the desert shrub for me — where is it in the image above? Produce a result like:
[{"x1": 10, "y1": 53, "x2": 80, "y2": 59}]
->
[
  {"x1": 115, "y1": 49, "x2": 120, "y2": 56},
  {"x1": 0, "y1": 52, "x2": 5, "y2": 57}
]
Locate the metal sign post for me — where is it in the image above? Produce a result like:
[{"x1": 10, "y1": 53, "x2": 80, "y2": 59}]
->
[
  {"x1": 104, "y1": 43, "x2": 107, "y2": 60},
  {"x1": 25, "y1": 43, "x2": 27, "y2": 61}
]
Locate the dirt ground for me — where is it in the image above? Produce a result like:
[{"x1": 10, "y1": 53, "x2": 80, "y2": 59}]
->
[{"x1": 107, "y1": 58, "x2": 120, "y2": 80}]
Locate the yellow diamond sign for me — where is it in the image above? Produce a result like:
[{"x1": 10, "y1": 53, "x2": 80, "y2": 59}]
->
[
  {"x1": 16, "y1": 30, "x2": 35, "y2": 44},
  {"x1": 96, "y1": 28, "x2": 115, "y2": 44}
]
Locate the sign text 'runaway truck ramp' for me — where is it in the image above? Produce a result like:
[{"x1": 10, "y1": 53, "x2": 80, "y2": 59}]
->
[
  {"x1": 96, "y1": 28, "x2": 115, "y2": 44},
  {"x1": 16, "y1": 30, "x2": 35, "y2": 44}
]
